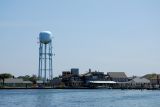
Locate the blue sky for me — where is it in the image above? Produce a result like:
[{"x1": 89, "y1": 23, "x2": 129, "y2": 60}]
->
[{"x1": 0, "y1": 0, "x2": 160, "y2": 77}]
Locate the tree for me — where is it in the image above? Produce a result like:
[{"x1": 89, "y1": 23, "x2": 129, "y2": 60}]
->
[
  {"x1": 0, "y1": 73, "x2": 13, "y2": 87},
  {"x1": 18, "y1": 74, "x2": 38, "y2": 84},
  {"x1": 29, "y1": 75, "x2": 38, "y2": 84},
  {"x1": 143, "y1": 73, "x2": 157, "y2": 79},
  {"x1": 17, "y1": 75, "x2": 30, "y2": 81}
]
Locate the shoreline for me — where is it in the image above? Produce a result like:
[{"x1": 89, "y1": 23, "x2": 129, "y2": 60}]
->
[{"x1": 0, "y1": 87, "x2": 160, "y2": 90}]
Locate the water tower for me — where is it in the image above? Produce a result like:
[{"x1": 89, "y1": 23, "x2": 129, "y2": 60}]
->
[{"x1": 38, "y1": 31, "x2": 53, "y2": 82}]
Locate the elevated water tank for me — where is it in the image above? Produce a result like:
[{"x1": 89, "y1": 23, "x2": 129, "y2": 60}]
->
[{"x1": 39, "y1": 31, "x2": 52, "y2": 44}]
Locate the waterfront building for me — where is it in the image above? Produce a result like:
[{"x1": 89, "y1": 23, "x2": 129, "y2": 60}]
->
[
  {"x1": 62, "y1": 71, "x2": 71, "y2": 77},
  {"x1": 52, "y1": 77, "x2": 65, "y2": 88},
  {"x1": 83, "y1": 71, "x2": 105, "y2": 82},
  {"x1": 107, "y1": 72, "x2": 128, "y2": 82},
  {"x1": 128, "y1": 77, "x2": 150, "y2": 89},
  {"x1": 0, "y1": 80, "x2": 3, "y2": 87},
  {"x1": 2, "y1": 78, "x2": 32, "y2": 88},
  {"x1": 62, "y1": 71, "x2": 72, "y2": 84},
  {"x1": 88, "y1": 81, "x2": 116, "y2": 88},
  {"x1": 82, "y1": 70, "x2": 107, "y2": 87},
  {"x1": 61, "y1": 70, "x2": 83, "y2": 88}
]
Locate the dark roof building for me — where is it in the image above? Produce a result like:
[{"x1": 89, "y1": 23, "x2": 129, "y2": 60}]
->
[
  {"x1": 61, "y1": 70, "x2": 84, "y2": 88},
  {"x1": 83, "y1": 71, "x2": 105, "y2": 82},
  {"x1": 107, "y1": 72, "x2": 128, "y2": 82}
]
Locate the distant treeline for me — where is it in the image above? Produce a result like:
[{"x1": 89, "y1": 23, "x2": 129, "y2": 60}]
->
[{"x1": 0, "y1": 73, "x2": 38, "y2": 84}]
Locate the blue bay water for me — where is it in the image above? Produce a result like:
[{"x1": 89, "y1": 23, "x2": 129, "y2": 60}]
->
[{"x1": 0, "y1": 89, "x2": 160, "y2": 107}]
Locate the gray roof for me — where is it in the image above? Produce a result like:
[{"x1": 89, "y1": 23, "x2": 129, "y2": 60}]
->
[
  {"x1": 107, "y1": 72, "x2": 127, "y2": 78},
  {"x1": 23, "y1": 81, "x2": 32, "y2": 84},
  {"x1": 129, "y1": 77, "x2": 150, "y2": 84},
  {"x1": 36, "y1": 80, "x2": 43, "y2": 83},
  {"x1": 4, "y1": 78, "x2": 24, "y2": 83}
]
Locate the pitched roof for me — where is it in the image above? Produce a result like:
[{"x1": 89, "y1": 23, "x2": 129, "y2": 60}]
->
[
  {"x1": 107, "y1": 72, "x2": 127, "y2": 78},
  {"x1": 4, "y1": 78, "x2": 23, "y2": 83},
  {"x1": 129, "y1": 77, "x2": 150, "y2": 83}
]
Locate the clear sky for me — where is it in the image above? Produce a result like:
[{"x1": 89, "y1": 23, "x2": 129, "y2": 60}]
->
[{"x1": 0, "y1": 0, "x2": 160, "y2": 77}]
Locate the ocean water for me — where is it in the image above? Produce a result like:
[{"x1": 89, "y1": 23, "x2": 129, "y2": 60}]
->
[{"x1": 0, "y1": 89, "x2": 160, "y2": 107}]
